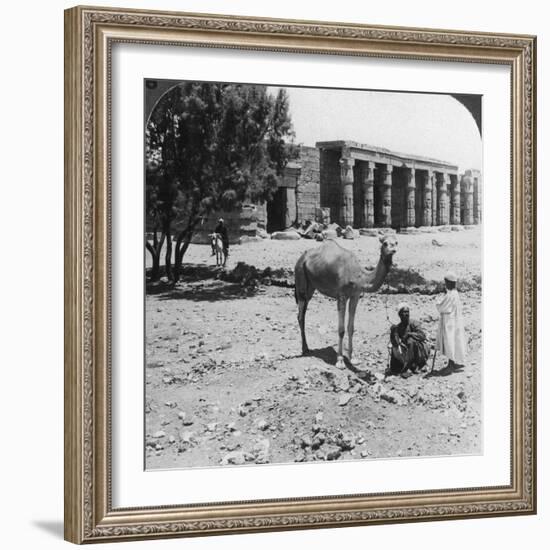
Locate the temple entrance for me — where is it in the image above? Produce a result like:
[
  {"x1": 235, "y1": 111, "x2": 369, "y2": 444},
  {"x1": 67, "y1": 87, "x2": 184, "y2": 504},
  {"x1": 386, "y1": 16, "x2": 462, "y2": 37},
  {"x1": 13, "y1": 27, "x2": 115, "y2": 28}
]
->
[
  {"x1": 267, "y1": 187, "x2": 296, "y2": 232},
  {"x1": 267, "y1": 188, "x2": 286, "y2": 233}
]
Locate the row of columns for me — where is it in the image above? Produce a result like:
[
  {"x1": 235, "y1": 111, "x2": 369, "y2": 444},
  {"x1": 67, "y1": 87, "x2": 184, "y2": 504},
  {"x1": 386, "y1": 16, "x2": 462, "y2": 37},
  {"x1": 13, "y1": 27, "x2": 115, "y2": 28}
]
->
[{"x1": 339, "y1": 156, "x2": 478, "y2": 228}]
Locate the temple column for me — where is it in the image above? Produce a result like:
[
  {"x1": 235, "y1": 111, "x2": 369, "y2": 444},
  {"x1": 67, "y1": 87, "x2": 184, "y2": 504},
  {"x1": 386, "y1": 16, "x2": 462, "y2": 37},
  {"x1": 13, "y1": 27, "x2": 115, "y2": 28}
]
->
[
  {"x1": 405, "y1": 167, "x2": 416, "y2": 227},
  {"x1": 473, "y1": 177, "x2": 481, "y2": 224},
  {"x1": 421, "y1": 170, "x2": 433, "y2": 226},
  {"x1": 436, "y1": 172, "x2": 449, "y2": 225},
  {"x1": 361, "y1": 161, "x2": 375, "y2": 228},
  {"x1": 380, "y1": 165, "x2": 393, "y2": 227},
  {"x1": 450, "y1": 174, "x2": 461, "y2": 225},
  {"x1": 431, "y1": 172, "x2": 438, "y2": 226},
  {"x1": 462, "y1": 173, "x2": 474, "y2": 225},
  {"x1": 339, "y1": 155, "x2": 355, "y2": 227}
]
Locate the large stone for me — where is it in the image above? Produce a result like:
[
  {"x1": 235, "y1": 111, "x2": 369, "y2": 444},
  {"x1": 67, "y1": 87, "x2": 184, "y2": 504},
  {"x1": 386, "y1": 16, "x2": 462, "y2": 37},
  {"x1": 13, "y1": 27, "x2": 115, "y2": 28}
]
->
[
  {"x1": 359, "y1": 228, "x2": 379, "y2": 237},
  {"x1": 343, "y1": 226, "x2": 358, "y2": 240},
  {"x1": 327, "y1": 223, "x2": 343, "y2": 236},
  {"x1": 271, "y1": 230, "x2": 301, "y2": 240}
]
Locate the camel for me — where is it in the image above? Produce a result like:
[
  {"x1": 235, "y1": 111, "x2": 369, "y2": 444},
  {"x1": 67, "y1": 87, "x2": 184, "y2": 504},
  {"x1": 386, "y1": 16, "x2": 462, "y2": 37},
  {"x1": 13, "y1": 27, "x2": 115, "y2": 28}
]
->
[{"x1": 294, "y1": 234, "x2": 398, "y2": 369}]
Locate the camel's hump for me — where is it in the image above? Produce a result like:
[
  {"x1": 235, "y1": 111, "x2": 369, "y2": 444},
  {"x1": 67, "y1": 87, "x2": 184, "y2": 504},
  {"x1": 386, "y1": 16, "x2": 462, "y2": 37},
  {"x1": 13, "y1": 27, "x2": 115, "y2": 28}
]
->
[{"x1": 301, "y1": 239, "x2": 361, "y2": 266}]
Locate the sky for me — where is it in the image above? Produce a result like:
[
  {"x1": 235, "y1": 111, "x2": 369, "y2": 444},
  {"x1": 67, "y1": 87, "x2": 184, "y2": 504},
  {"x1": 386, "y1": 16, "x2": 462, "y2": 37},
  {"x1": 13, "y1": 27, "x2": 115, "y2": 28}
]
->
[{"x1": 269, "y1": 86, "x2": 482, "y2": 173}]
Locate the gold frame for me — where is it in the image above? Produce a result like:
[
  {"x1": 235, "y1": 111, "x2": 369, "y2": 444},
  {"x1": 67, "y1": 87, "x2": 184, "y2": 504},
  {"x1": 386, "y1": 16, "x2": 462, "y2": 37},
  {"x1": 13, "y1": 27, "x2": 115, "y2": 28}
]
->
[{"x1": 64, "y1": 5, "x2": 537, "y2": 544}]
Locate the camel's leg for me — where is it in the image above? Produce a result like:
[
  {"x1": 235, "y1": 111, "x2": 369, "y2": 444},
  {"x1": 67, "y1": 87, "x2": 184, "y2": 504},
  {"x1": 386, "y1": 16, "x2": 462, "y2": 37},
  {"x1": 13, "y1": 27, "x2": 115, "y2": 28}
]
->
[
  {"x1": 336, "y1": 296, "x2": 347, "y2": 369},
  {"x1": 347, "y1": 294, "x2": 360, "y2": 363},
  {"x1": 295, "y1": 257, "x2": 314, "y2": 356},
  {"x1": 297, "y1": 298, "x2": 310, "y2": 355}
]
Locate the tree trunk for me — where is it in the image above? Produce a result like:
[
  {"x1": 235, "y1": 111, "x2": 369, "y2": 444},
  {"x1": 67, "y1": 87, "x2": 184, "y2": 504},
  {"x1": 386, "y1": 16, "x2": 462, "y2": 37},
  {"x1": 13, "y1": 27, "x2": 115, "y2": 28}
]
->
[
  {"x1": 164, "y1": 224, "x2": 173, "y2": 280},
  {"x1": 145, "y1": 230, "x2": 166, "y2": 281},
  {"x1": 173, "y1": 216, "x2": 201, "y2": 283}
]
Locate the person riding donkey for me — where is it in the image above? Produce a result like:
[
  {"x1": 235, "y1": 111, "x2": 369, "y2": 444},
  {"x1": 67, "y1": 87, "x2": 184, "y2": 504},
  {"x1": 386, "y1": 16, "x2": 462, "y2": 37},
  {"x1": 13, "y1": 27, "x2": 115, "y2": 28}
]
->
[
  {"x1": 389, "y1": 302, "x2": 430, "y2": 377},
  {"x1": 211, "y1": 217, "x2": 229, "y2": 259}
]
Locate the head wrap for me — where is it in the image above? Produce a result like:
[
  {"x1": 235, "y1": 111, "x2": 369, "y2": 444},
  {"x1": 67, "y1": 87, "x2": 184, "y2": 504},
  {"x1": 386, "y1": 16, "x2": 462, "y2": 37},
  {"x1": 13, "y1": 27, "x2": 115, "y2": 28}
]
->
[
  {"x1": 444, "y1": 272, "x2": 457, "y2": 282},
  {"x1": 397, "y1": 302, "x2": 410, "y2": 314}
]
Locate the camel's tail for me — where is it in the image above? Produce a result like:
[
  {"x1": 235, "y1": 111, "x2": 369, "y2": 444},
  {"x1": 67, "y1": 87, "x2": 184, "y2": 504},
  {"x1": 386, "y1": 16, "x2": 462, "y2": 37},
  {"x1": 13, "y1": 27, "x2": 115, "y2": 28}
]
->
[{"x1": 294, "y1": 251, "x2": 310, "y2": 303}]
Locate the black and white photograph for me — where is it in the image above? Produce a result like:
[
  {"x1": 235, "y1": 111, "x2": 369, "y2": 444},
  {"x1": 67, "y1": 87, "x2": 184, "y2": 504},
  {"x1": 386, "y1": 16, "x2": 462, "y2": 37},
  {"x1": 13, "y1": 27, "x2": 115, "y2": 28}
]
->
[{"x1": 144, "y1": 79, "x2": 483, "y2": 470}]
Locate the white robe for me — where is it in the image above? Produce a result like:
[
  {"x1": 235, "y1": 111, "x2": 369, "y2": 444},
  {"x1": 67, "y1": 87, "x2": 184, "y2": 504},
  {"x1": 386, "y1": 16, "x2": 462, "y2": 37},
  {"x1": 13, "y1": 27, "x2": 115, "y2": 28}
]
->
[{"x1": 435, "y1": 289, "x2": 467, "y2": 364}]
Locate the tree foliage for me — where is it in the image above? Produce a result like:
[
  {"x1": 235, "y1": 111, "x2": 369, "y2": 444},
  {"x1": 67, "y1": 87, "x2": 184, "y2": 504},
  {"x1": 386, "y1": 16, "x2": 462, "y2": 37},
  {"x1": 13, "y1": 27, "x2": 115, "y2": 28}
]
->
[{"x1": 146, "y1": 82, "x2": 295, "y2": 281}]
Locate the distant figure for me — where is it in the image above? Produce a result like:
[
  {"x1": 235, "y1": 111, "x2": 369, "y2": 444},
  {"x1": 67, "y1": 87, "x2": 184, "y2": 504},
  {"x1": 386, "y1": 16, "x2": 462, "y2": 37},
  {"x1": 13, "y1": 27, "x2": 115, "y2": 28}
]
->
[
  {"x1": 209, "y1": 233, "x2": 226, "y2": 267},
  {"x1": 390, "y1": 302, "x2": 430, "y2": 375},
  {"x1": 212, "y1": 218, "x2": 229, "y2": 258},
  {"x1": 435, "y1": 272, "x2": 467, "y2": 368}
]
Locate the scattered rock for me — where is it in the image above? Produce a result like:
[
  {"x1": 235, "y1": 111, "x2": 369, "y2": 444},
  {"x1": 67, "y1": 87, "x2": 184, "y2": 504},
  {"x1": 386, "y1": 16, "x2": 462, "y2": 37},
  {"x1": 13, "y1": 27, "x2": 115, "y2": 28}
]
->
[
  {"x1": 325, "y1": 446, "x2": 342, "y2": 461},
  {"x1": 153, "y1": 430, "x2": 166, "y2": 438},
  {"x1": 338, "y1": 394, "x2": 353, "y2": 406},
  {"x1": 380, "y1": 388, "x2": 408, "y2": 406},
  {"x1": 221, "y1": 451, "x2": 247, "y2": 466},
  {"x1": 179, "y1": 431, "x2": 195, "y2": 444},
  {"x1": 343, "y1": 226, "x2": 358, "y2": 240},
  {"x1": 253, "y1": 438, "x2": 270, "y2": 464},
  {"x1": 295, "y1": 450, "x2": 307, "y2": 462},
  {"x1": 257, "y1": 419, "x2": 270, "y2": 431},
  {"x1": 336, "y1": 432, "x2": 356, "y2": 451},
  {"x1": 312, "y1": 434, "x2": 325, "y2": 450}
]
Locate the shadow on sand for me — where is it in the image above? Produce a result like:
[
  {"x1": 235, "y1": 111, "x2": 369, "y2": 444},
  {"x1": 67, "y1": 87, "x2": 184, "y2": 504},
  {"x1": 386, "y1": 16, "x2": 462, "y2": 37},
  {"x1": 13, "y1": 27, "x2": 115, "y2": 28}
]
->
[
  {"x1": 153, "y1": 281, "x2": 257, "y2": 302},
  {"x1": 298, "y1": 346, "x2": 370, "y2": 380},
  {"x1": 424, "y1": 363, "x2": 465, "y2": 378}
]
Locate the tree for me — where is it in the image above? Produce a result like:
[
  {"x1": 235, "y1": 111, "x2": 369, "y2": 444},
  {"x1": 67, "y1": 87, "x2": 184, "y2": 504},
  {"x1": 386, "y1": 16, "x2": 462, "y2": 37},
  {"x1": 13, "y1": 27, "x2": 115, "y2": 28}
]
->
[{"x1": 145, "y1": 83, "x2": 295, "y2": 281}]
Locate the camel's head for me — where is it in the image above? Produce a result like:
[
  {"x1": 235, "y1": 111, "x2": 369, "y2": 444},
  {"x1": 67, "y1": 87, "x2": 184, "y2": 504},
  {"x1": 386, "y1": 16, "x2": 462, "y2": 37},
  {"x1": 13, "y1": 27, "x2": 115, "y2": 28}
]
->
[{"x1": 379, "y1": 234, "x2": 398, "y2": 266}]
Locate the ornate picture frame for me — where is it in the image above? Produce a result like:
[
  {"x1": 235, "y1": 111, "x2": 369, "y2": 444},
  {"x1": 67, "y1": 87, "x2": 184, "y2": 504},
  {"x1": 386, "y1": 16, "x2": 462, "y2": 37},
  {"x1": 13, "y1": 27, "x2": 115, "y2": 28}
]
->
[{"x1": 64, "y1": 5, "x2": 536, "y2": 544}]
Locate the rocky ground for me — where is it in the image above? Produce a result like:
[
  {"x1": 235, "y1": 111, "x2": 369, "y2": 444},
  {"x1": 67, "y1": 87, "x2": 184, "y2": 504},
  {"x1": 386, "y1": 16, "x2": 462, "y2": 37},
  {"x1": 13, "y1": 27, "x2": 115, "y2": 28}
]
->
[{"x1": 145, "y1": 227, "x2": 482, "y2": 470}]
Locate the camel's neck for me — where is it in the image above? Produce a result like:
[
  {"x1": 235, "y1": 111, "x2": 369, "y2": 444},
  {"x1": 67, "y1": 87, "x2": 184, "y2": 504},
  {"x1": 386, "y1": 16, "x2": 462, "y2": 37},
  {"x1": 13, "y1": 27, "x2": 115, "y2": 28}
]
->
[{"x1": 362, "y1": 255, "x2": 391, "y2": 292}]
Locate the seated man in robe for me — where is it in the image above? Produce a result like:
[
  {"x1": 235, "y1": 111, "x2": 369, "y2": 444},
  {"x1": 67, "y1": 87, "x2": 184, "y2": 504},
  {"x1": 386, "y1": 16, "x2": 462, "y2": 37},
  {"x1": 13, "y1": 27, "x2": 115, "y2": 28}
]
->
[{"x1": 389, "y1": 302, "x2": 430, "y2": 376}]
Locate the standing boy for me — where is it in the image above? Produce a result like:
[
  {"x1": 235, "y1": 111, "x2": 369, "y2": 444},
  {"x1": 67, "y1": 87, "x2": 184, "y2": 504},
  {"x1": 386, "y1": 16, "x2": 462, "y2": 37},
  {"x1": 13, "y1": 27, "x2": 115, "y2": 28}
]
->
[{"x1": 435, "y1": 272, "x2": 467, "y2": 368}]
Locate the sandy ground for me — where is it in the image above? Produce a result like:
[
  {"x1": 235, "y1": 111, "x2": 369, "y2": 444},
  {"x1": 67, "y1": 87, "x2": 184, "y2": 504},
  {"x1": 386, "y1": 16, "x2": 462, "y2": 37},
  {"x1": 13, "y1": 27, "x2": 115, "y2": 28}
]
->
[{"x1": 145, "y1": 227, "x2": 482, "y2": 469}]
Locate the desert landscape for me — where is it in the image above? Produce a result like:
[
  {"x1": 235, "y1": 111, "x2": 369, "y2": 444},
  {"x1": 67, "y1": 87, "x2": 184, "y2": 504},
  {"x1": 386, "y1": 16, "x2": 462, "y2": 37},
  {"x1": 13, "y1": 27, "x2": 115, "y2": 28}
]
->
[{"x1": 145, "y1": 226, "x2": 482, "y2": 470}]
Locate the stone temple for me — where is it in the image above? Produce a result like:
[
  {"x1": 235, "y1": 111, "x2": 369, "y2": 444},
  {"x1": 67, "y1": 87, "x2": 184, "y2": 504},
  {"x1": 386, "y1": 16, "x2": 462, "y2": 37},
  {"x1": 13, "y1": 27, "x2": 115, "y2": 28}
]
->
[{"x1": 196, "y1": 140, "x2": 482, "y2": 243}]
